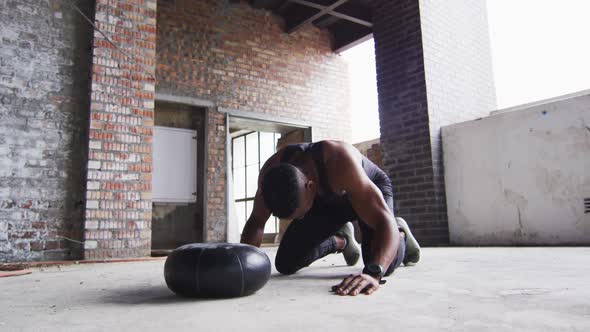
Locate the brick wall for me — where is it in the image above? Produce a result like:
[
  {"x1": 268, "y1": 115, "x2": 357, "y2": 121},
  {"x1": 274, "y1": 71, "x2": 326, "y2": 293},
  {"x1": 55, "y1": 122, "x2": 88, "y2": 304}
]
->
[
  {"x1": 0, "y1": 0, "x2": 94, "y2": 262},
  {"x1": 373, "y1": 0, "x2": 495, "y2": 245},
  {"x1": 419, "y1": 0, "x2": 496, "y2": 244},
  {"x1": 156, "y1": 0, "x2": 351, "y2": 141},
  {"x1": 373, "y1": 0, "x2": 437, "y2": 244},
  {"x1": 353, "y1": 138, "x2": 382, "y2": 168},
  {"x1": 420, "y1": 0, "x2": 496, "y2": 128},
  {"x1": 205, "y1": 110, "x2": 227, "y2": 242},
  {"x1": 83, "y1": 0, "x2": 157, "y2": 259},
  {"x1": 157, "y1": 0, "x2": 351, "y2": 241}
]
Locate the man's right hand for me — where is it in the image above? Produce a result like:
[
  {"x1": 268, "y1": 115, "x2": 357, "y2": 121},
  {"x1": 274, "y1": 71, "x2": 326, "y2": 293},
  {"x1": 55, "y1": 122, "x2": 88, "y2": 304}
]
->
[
  {"x1": 332, "y1": 273, "x2": 381, "y2": 296},
  {"x1": 240, "y1": 188, "x2": 271, "y2": 247},
  {"x1": 240, "y1": 218, "x2": 265, "y2": 248}
]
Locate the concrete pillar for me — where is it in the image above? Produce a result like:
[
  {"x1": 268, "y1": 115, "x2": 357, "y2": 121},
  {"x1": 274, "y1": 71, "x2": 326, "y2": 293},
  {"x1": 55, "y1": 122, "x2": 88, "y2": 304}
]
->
[{"x1": 372, "y1": 0, "x2": 496, "y2": 245}]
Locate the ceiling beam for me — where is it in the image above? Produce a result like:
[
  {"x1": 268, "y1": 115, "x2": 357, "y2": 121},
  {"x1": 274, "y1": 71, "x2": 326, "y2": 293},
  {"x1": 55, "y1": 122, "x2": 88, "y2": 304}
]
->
[
  {"x1": 333, "y1": 32, "x2": 372, "y2": 53},
  {"x1": 289, "y1": 0, "x2": 372, "y2": 28},
  {"x1": 286, "y1": 0, "x2": 349, "y2": 34},
  {"x1": 325, "y1": 9, "x2": 372, "y2": 27},
  {"x1": 314, "y1": 15, "x2": 340, "y2": 29}
]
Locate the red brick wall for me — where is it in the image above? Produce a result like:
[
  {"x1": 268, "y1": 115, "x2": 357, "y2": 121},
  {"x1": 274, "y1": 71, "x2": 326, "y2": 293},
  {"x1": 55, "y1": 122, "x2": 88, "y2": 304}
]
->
[
  {"x1": 84, "y1": 0, "x2": 157, "y2": 259},
  {"x1": 205, "y1": 111, "x2": 227, "y2": 242},
  {"x1": 157, "y1": 0, "x2": 351, "y2": 241},
  {"x1": 156, "y1": 0, "x2": 350, "y2": 140}
]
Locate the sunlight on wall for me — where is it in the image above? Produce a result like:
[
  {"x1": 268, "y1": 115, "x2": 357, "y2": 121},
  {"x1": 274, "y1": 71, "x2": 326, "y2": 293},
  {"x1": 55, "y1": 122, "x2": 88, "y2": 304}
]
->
[{"x1": 341, "y1": 39, "x2": 380, "y2": 144}]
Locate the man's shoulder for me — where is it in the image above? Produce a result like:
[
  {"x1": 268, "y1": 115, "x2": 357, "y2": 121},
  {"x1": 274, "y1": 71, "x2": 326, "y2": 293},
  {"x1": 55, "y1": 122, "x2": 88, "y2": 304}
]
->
[
  {"x1": 318, "y1": 140, "x2": 357, "y2": 157},
  {"x1": 317, "y1": 140, "x2": 350, "y2": 153},
  {"x1": 319, "y1": 141, "x2": 363, "y2": 175}
]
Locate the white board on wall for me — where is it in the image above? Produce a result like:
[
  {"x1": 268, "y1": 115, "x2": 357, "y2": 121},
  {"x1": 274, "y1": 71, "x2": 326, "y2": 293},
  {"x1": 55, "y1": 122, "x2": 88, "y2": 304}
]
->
[{"x1": 153, "y1": 126, "x2": 197, "y2": 203}]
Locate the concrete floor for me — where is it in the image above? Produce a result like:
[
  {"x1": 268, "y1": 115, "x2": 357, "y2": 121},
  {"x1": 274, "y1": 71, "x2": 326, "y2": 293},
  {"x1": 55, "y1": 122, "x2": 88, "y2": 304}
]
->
[{"x1": 1, "y1": 247, "x2": 589, "y2": 332}]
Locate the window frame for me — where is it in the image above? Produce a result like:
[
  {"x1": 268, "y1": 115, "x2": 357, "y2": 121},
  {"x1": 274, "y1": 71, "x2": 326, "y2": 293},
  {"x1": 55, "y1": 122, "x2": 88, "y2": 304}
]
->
[{"x1": 232, "y1": 131, "x2": 281, "y2": 237}]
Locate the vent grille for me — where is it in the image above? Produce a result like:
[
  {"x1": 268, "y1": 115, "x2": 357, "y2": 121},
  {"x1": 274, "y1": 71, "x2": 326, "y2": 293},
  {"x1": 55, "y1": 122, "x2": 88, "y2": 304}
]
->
[{"x1": 585, "y1": 198, "x2": 590, "y2": 214}]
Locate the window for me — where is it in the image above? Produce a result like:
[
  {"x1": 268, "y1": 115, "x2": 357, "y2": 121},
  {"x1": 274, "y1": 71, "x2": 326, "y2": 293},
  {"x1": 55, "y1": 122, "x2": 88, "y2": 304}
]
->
[{"x1": 232, "y1": 131, "x2": 281, "y2": 235}]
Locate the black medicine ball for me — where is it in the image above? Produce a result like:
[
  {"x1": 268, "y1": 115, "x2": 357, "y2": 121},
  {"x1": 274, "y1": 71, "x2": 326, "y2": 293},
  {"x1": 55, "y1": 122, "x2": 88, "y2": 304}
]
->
[{"x1": 164, "y1": 243, "x2": 271, "y2": 298}]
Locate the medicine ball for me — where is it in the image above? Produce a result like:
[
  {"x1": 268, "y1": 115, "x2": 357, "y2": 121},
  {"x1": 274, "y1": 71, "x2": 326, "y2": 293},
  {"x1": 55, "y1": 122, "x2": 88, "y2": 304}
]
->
[{"x1": 164, "y1": 243, "x2": 271, "y2": 298}]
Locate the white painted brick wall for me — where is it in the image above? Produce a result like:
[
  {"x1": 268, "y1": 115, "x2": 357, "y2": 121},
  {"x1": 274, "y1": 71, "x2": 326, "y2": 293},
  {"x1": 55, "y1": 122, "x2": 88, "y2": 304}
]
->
[
  {"x1": 0, "y1": 0, "x2": 93, "y2": 262},
  {"x1": 420, "y1": 0, "x2": 497, "y2": 129}
]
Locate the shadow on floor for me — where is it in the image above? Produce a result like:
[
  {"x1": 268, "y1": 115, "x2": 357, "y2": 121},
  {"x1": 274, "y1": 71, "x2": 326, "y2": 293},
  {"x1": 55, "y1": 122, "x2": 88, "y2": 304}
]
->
[
  {"x1": 271, "y1": 272, "x2": 349, "y2": 281},
  {"x1": 96, "y1": 285, "x2": 234, "y2": 305},
  {"x1": 271, "y1": 263, "x2": 357, "y2": 279}
]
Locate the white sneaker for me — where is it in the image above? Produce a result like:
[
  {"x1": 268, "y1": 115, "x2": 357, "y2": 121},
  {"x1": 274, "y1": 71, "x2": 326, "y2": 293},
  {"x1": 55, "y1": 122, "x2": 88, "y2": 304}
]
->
[
  {"x1": 396, "y1": 217, "x2": 420, "y2": 265},
  {"x1": 335, "y1": 222, "x2": 361, "y2": 266}
]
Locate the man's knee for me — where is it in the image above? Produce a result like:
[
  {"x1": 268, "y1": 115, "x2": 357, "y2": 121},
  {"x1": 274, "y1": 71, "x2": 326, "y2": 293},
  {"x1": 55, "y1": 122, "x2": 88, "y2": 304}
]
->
[{"x1": 275, "y1": 250, "x2": 300, "y2": 275}]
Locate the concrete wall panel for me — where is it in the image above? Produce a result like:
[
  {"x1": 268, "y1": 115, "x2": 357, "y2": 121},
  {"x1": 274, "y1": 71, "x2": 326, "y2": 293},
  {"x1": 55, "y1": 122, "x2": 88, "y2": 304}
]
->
[{"x1": 443, "y1": 92, "x2": 590, "y2": 245}]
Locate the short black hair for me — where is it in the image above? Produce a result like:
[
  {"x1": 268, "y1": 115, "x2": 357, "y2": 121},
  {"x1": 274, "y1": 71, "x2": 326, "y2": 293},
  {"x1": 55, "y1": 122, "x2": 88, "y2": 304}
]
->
[{"x1": 261, "y1": 163, "x2": 303, "y2": 218}]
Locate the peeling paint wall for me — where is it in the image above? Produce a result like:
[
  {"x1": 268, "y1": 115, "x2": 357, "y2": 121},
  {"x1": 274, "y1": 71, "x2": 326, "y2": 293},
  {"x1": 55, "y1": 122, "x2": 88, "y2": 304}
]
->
[
  {"x1": 442, "y1": 92, "x2": 590, "y2": 245},
  {"x1": 0, "y1": 0, "x2": 94, "y2": 262}
]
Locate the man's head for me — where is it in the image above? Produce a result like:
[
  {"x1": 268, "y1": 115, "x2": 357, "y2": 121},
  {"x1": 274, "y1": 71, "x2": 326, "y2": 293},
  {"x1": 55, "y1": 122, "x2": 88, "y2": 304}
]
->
[{"x1": 261, "y1": 163, "x2": 316, "y2": 219}]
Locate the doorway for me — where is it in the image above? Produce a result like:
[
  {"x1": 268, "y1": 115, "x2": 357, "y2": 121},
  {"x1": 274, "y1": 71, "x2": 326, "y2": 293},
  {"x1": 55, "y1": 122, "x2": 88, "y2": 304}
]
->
[
  {"x1": 228, "y1": 116, "x2": 311, "y2": 244},
  {"x1": 151, "y1": 101, "x2": 207, "y2": 252}
]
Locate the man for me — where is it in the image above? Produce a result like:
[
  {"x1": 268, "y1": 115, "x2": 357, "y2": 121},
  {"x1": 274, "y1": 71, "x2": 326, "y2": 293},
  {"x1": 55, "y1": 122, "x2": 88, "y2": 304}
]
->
[{"x1": 240, "y1": 140, "x2": 420, "y2": 296}]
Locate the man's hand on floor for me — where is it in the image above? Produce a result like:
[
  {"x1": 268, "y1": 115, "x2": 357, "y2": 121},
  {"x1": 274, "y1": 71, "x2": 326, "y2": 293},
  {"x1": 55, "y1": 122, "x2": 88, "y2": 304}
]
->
[{"x1": 332, "y1": 274, "x2": 380, "y2": 296}]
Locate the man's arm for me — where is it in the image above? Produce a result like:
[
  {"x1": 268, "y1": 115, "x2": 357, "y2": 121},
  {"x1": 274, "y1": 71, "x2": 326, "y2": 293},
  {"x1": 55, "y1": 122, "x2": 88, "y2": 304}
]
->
[
  {"x1": 240, "y1": 188, "x2": 271, "y2": 247},
  {"x1": 330, "y1": 144, "x2": 400, "y2": 295},
  {"x1": 240, "y1": 152, "x2": 280, "y2": 247},
  {"x1": 347, "y1": 179, "x2": 399, "y2": 271}
]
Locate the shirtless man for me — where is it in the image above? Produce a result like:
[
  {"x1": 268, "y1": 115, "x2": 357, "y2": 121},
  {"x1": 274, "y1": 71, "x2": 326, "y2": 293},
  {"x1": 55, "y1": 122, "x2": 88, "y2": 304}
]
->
[{"x1": 240, "y1": 140, "x2": 420, "y2": 296}]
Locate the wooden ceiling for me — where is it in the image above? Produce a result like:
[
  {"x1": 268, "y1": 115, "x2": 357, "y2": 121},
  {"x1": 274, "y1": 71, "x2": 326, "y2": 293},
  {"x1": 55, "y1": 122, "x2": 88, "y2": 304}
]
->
[{"x1": 248, "y1": 0, "x2": 373, "y2": 53}]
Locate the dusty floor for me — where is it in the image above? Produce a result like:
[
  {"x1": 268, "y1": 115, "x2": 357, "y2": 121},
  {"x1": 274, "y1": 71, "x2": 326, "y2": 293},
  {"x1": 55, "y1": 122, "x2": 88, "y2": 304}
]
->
[{"x1": 1, "y1": 247, "x2": 589, "y2": 332}]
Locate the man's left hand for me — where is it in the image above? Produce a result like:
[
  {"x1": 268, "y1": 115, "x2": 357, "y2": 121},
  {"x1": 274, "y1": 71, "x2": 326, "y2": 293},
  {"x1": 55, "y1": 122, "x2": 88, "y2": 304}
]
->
[{"x1": 332, "y1": 274, "x2": 380, "y2": 296}]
